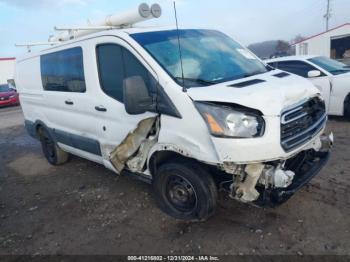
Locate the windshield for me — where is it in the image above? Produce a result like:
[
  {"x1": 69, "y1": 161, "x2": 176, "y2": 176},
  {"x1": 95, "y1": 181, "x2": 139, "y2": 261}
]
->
[
  {"x1": 0, "y1": 84, "x2": 11, "y2": 93},
  {"x1": 308, "y1": 56, "x2": 350, "y2": 75},
  {"x1": 131, "y1": 29, "x2": 268, "y2": 88}
]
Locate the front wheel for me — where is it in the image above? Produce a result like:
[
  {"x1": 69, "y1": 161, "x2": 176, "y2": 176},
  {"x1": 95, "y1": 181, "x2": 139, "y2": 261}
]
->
[{"x1": 153, "y1": 160, "x2": 218, "y2": 221}]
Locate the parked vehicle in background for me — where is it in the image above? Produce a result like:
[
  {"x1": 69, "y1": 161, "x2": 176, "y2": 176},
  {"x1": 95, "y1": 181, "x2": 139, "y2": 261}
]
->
[
  {"x1": 266, "y1": 56, "x2": 350, "y2": 117},
  {"x1": 0, "y1": 84, "x2": 19, "y2": 107},
  {"x1": 7, "y1": 79, "x2": 16, "y2": 90}
]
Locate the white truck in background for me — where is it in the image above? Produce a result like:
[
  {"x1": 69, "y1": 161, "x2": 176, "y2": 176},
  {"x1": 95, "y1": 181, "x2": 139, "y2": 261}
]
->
[{"x1": 15, "y1": 3, "x2": 333, "y2": 221}]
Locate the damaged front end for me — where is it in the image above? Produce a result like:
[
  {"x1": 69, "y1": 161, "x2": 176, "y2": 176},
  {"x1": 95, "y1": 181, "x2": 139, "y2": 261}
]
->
[{"x1": 224, "y1": 133, "x2": 333, "y2": 207}]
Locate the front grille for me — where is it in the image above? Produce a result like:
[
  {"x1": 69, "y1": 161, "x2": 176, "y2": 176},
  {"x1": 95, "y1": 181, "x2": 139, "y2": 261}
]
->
[
  {"x1": 281, "y1": 97, "x2": 326, "y2": 151},
  {"x1": 0, "y1": 96, "x2": 9, "y2": 101}
]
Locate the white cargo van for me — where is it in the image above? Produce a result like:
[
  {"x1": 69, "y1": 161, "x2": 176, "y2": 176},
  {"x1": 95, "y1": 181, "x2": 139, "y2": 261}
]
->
[{"x1": 15, "y1": 6, "x2": 333, "y2": 221}]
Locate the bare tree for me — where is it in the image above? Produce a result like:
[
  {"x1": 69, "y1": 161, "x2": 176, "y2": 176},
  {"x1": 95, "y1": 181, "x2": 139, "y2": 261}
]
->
[{"x1": 276, "y1": 40, "x2": 290, "y2": 53}]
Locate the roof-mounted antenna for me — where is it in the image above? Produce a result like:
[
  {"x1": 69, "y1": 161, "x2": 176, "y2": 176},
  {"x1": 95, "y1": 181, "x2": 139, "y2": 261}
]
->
[{"x1": 173, "y1": 1, "x2": 186, "y2": 92}]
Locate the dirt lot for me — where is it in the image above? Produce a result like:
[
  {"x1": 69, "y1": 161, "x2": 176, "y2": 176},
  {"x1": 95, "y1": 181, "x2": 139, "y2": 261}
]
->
[{"x1": 0, "y1": 106, "x2": 349, "y2": 255}]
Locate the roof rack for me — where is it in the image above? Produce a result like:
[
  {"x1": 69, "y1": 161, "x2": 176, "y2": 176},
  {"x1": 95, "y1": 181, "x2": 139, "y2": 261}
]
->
[
  {"x1": 16, "y1": 3, "x2": 162, "y2": 52},
  {"x1": 15, "y1": 42, "x2": 61, "y2": 52}
]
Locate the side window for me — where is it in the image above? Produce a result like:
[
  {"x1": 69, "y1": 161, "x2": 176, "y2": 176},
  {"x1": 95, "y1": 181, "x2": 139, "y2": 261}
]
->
[
  {"x1": 96, "y1": 43, "x2": 153, "y2": 103},
  {"x1": 96, "y1": 44, "x2": 124, "y2": 102},
  {"x1": 41, "y1": 47, "x2": 86, "y2": 92},
  {"x1": 122, "y1": 48, "x2": 152, "y2": 91},
  {"x1": 276, "y1": 61, "x2": 318, "y2": 78}
]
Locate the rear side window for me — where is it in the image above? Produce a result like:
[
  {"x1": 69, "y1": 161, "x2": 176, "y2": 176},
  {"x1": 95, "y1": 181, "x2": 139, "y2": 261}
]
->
[
  {"x1": 40, "y1": 47, "x2": 86, "y2": 92},
  {"x1": 96, "y1": 44, "x2": 152, "y2": 103},
  {"x1": 276, "y1": 61, "x2": 319, "y2": 78}
]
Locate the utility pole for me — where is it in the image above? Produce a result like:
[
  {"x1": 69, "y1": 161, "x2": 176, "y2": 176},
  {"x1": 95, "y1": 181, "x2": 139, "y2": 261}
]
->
[{"x1": 324, "y1": 0, "x2": 332, "y2": 31}]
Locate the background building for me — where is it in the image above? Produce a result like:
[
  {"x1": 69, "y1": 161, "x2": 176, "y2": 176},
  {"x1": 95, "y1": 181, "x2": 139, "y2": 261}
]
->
[
  {"x1": 294, "y1": 23, "x2": 350, "y2": 65},
  {"x1": 0, "y1": 57, "x2": 15, "y2": 85}
]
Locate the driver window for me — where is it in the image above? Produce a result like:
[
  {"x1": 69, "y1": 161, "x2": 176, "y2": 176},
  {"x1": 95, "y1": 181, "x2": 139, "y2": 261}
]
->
[{"x1": 96, "y1": 43, "x2": 152, "y2": 103}]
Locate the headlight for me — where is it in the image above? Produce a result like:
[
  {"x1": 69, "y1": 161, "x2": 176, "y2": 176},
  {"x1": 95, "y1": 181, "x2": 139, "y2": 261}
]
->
[
  {"x1": 9, "y1": 95, "x2": 16, "y2": 99},
  {"x1": 195, "y1": 102, "x2": 265, "y2": 138}
]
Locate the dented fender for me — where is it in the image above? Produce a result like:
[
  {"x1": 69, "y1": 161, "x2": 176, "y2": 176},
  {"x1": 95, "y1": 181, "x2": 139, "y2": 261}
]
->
[{"x1": 147, "y1": 143, "x2": 195, "y2": 165}]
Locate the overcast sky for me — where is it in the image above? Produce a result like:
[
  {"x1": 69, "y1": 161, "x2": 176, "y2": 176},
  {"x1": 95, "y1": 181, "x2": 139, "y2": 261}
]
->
[{"x1": 0, "y1": 0, "x2": 349, "y2": 57}]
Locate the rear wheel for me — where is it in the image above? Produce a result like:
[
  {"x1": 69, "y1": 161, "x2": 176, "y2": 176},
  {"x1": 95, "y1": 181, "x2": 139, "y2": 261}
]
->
[
  {"x1": 38, "y1": 127, "x2": 69, "y2": 165},
  {"x1": 153, "y1": 160, "x2": 217, "y2": 221}
]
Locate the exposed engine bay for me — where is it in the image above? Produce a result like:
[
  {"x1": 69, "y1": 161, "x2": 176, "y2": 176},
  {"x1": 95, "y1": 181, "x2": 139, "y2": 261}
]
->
[{"x1": 223, "y1": 133, "x2": 333, "y2": 206}]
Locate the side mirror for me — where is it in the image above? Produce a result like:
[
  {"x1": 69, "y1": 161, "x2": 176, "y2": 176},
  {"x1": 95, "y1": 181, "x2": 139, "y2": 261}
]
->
[
  {"x1": 308, "y1": 70, "x2": 321, "y2": 78},
  {"x1": 123, "y1": 76, "x2": 155, "y2": 115}
]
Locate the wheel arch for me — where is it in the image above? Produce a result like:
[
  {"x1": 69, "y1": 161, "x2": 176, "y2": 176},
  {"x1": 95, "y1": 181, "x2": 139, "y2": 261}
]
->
[
  {"x1": 344, "y1": 92, "x2": 350, "y2": 117},
  {"x1": 34, "y1": 120, "x2": 51, "y2": 137},
  {"x1": 147, "y1": 145, "x2": 225, "y2": 183},
  {"x1": 148, "y1": 147, "x2": 194, "y2": 174},
  {"x1": 25, "y1": 119, "x2": 54, "y2": 141}
]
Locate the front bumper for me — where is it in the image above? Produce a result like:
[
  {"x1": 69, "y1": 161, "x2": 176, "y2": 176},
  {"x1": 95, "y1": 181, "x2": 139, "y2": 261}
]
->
[
  {"x1": 0, "y1": 97, "x2": 19, "y2": 107},
  {"x1": 254, "y1": 150, "x2": 330, "y2": 207}
]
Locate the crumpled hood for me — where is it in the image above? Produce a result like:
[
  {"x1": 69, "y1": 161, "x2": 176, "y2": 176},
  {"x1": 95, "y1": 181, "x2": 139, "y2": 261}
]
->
[{"x1": 186, "y1": 70, "x2": 321, "y2": 116}]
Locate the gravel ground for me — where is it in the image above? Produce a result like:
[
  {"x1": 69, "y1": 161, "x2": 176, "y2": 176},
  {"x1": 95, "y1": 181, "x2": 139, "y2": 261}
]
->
[{"x1": 0, "y1": 106, "x2": 349, "y2": 255}]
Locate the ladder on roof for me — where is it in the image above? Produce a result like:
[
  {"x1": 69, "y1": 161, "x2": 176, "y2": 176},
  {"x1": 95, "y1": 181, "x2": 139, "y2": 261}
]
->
[{"x1": 15, "y1": 3, "x2": 162, "y2": 52}]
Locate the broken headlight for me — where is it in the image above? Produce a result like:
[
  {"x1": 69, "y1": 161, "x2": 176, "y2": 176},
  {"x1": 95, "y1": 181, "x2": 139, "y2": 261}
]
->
[{"x1": 195, "y1": 102, "x2": 265, "y2": 138}]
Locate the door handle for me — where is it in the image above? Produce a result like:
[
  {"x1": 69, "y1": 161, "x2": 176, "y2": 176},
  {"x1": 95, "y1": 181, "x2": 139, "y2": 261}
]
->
[
  {"x1": 65, "y1": 100, "x2": 74, "y2": 105},
  {"x1": 95, "y1": 105, "x2": 107, "y2": 112}
]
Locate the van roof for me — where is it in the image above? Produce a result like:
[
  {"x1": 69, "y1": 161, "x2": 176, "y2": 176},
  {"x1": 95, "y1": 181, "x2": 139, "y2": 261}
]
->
[{"x1": 17, "y1": 26, "x2": 211, "y2": 61}]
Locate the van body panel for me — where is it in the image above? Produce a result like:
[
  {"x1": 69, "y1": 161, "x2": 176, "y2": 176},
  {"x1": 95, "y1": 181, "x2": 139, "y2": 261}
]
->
[
  {"x1": 58, "y1": 143, "x2": 104, "y2": 164},
  {"x1": 15, "y1": 30, "x2": 326, "y2": 167},
  {"x1": 15, "y1": 27, "x2": 331, "y2": 214},
  {"x1": 83, "y1": 36, "x2": 159, "y2": 169}
]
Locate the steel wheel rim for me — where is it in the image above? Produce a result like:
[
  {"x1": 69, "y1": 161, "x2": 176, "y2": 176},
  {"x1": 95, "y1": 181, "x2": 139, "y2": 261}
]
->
[{"x1": 165, "y1": 174, "x2": 197, "y2": 212}]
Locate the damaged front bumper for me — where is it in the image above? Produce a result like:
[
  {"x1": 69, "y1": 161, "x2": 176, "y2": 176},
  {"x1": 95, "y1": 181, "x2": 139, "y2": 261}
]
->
[
  {"x1": 254, "y1": 150, "x2": 330, "y2": 207},
  {"x1": 227, "y1": 133, "x2": 333, "y2": 207}
]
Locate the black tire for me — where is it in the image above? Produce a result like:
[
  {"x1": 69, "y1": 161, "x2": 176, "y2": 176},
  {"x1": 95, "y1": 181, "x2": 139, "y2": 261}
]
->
[
  {"x1": 344, "y1": 95, "x2": 350, "y2": 119},
  {"x1": 38, "y1": 127, "x2": 69, "y2": 165},
  {"x1": 153, "y1": 160, "x2": 218, "y2": 221}
]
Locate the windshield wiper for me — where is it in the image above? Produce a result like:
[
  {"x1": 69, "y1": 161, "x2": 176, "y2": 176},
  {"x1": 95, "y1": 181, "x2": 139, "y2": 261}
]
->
[{"x1": 174, "y1": 77, "x2": 217, "y2": 86}]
